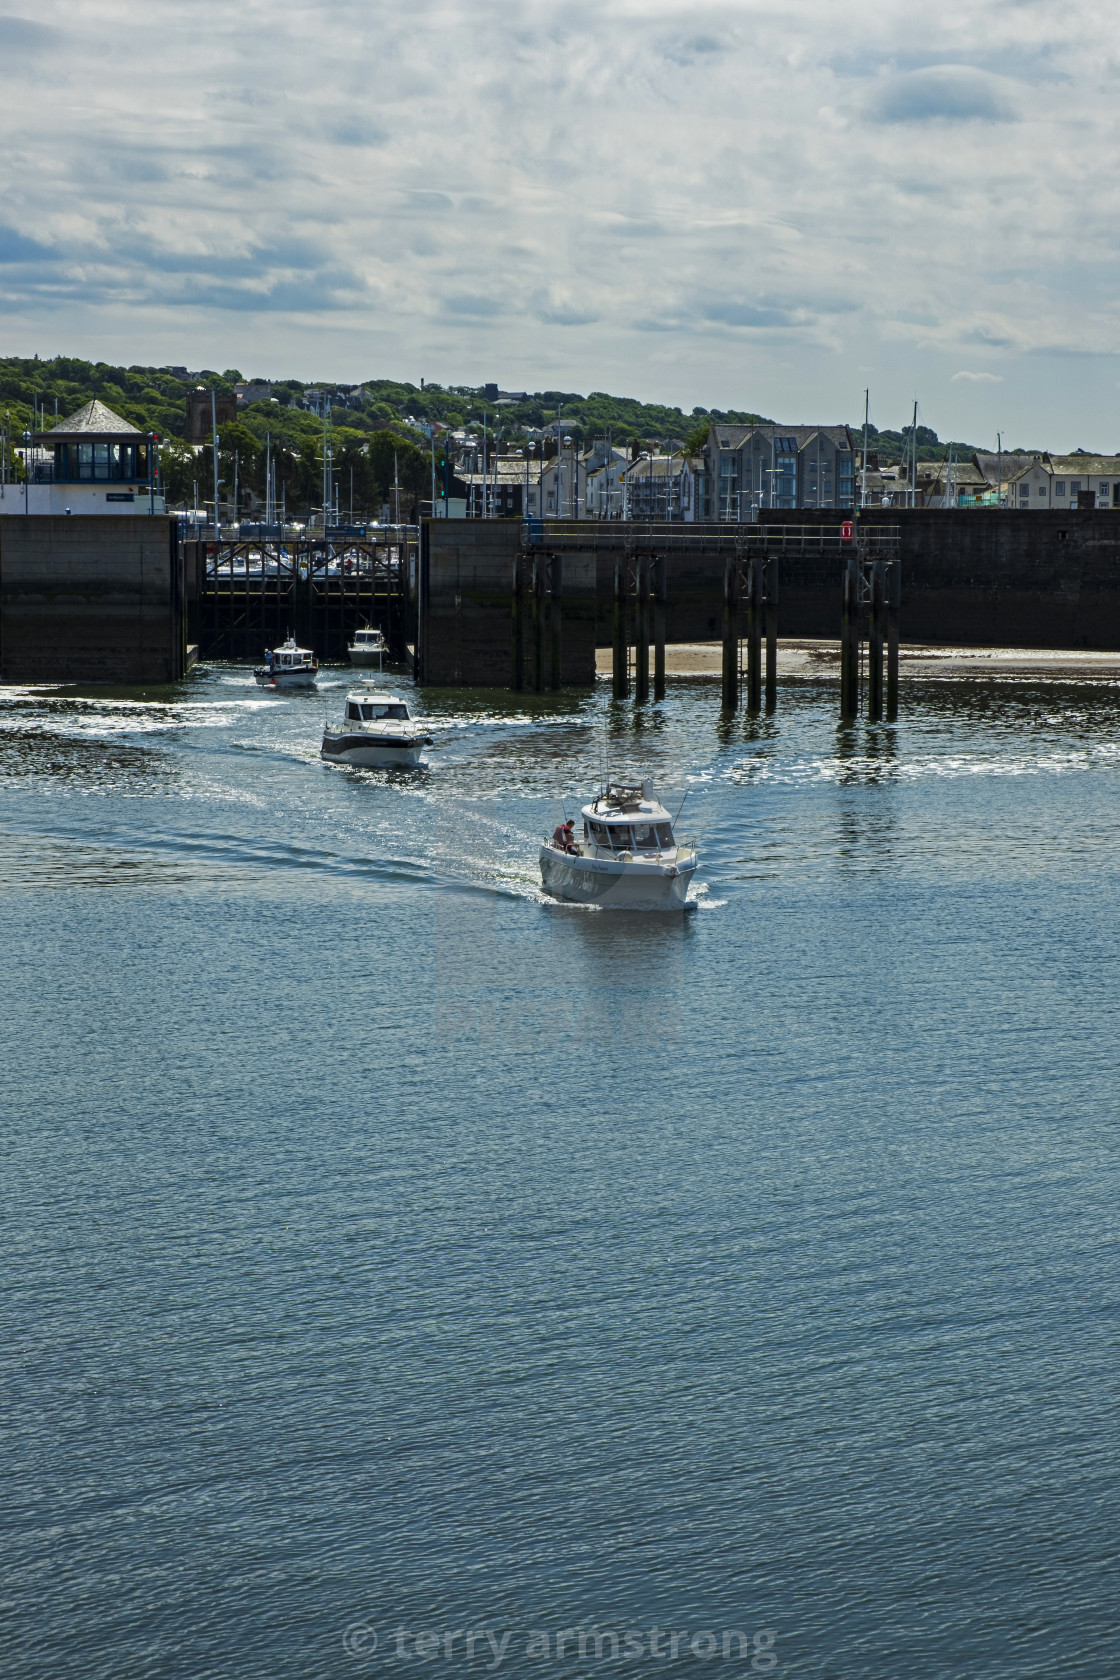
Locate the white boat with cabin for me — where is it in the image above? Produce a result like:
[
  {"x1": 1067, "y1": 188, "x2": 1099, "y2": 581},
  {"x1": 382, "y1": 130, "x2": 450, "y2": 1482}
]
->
[
  {"x1": 253, "y1": 637, "x2": 319, "y2": 688},
  {"x1": 539, "y1": 780, "x2": 698, "y2": 909},
  {"x1": 321, "y1": 691, "x2": 433, "y2": 768},
  {"x1": 348, "y1": 625, "x2": 387, "y2": 668}
]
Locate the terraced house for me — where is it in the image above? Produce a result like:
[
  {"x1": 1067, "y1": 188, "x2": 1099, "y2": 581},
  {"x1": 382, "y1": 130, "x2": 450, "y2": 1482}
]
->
[{"x1": 1021, "y1": 455, "x2": 1120, "y2": 510}]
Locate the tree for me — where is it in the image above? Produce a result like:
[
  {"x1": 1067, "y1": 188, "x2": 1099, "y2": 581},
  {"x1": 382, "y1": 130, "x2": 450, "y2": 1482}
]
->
[
  {"x1": 159, "y1": 437, "x2": 199, "y2": 506},
  {"x1": 367, "y1": 429, "x2": 428, "y2": 505}
]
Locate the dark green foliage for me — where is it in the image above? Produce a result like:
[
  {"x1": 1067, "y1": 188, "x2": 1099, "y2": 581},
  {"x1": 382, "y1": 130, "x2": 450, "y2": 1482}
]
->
[
  {"x1": 862, "y1": 422, "x2": 982, "y2": 464},
  {"x1": 0, "y1": 351, "x2": 1001, "y2": 505}
]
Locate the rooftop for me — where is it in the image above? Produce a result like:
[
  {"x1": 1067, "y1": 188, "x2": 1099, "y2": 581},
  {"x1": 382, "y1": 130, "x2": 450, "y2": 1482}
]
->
[
  {"x1": 1046, "y1": 454, "x2": 1120, "y2": 475},
  {"x1": 38, "y1": 398, "x2": 142, "y2": 441}
]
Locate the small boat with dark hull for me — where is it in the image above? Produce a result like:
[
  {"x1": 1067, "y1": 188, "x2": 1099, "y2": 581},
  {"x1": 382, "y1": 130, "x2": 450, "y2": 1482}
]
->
[
  {"x1": 253, "y1": 637, "x2": 319, "y2": 688},
  {"x1": 321, "y1": 691, "x2": 433, "y2": 768},
  {"x1": 539, "y1": 779, "x2": 697, "y2": 909}
]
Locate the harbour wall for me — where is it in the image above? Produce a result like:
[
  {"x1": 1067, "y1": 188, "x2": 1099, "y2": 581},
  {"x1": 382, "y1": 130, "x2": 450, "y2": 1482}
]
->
[
  {"x1": 0, "y1": 516, "x2": 186, "y2": 684},
  {"x1": 419, "y1": 521, "x2": 597, "y2": 685},
  {"x1": 425, "y1": 510, "x2": 1120, "y2": 684}
]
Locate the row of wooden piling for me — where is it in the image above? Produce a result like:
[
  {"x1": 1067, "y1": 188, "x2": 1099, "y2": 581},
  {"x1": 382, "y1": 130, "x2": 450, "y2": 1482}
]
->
[
  {"x1": 613, "y1": 554, "x2": 667, "y2": 701},
  {"x1": 511, "y1": 554, "x2": 563, "y2": 690},
  {"x1": 840, "y1": 552, "x2": 900, "y2": 721},
  {"x1": 513, "y1": 532, "x2": 901, "y2": 719},
  {"x1": 721, "y1": 556, "x2": 780, "y2": 714}
]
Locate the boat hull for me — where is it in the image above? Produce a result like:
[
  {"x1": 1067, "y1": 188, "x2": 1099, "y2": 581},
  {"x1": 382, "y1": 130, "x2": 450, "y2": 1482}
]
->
[
  {"x1": 254, "y1": 668, "x2": 318, "y2": 688},
  {"x1": 539, "y1": 846, "x2": 696, "y2": 909},
  {"x1": 321, "y1": 730, "x2": 430, "y2": 768},
  {"x1": 348, "y1": 648, "x2": 386, "y2": 667}
]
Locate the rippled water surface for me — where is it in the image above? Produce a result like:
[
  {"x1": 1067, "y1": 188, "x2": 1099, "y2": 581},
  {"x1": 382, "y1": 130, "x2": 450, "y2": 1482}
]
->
[{"x1": 3, "y1": 664, "x2": 1119, "y2": 1680}]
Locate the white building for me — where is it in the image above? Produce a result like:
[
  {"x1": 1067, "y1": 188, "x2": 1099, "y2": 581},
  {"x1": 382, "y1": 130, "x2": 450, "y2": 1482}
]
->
[
  {"x1": 990, "y1": 455, "x2": 1120, "y2": 509},
  {"x1": 585, "y1": 451, "x2": 629, "y2": 518},
  {"x1": 1044, "y1": 455, "x2": 1120, "y2": 509},
  {"x1": 24, "y1": 399, "x2": 165, "y2": 516},
  {"x1": 537, "y1": 443, "x2": 585, "y2": 519}
]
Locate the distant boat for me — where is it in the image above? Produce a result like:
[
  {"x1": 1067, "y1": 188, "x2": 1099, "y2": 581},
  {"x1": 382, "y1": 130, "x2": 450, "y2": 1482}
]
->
[
  {"x1": 540, "y1": 779, "x2": 697, "y2": 909},
  {"x1": 348, "y1": 626, "x2": 386, "y2": 669},
  {"x1": 253, "y1": 637, "x2": 318, "y2": 688},
  {"x1": 321, "y1": 690, "x2": 433, "y2": 768}
]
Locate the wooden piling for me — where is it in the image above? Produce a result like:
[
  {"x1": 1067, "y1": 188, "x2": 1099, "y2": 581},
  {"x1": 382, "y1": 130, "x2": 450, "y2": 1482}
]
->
[
  {"x1": 886, "y1": 559, "x2": 900, "y2": 721},
  {"x1": 653, "y1": 554, "x2": 666, "y2": 700},
  {"x1": 746, "y1": 558, "x2": 763, "y2": 713},
  {"x1": 765, "y1": 555, "x2": 779, "y2": 713},
  {"x1": 510, "y1": 556, "x2": 524, "y2": 691},
  {"x1": 721, "y1": 558, "x2": 739, "y2": 710},
  {"x1": 531, "y1": 557, "x2": 545, "y2": 692},
  {"x1": 840, "y1": 551, "x2": 859, "y2": 719},
  {"x1": 613, "y1": 559, "x2": 630, "y2": 699},
  {"x1": 635, "y1": 556, "x2": 650, "y2": 703},
  {"x1": 549, "y1": 555, "x2": 563, "y2": 690},
  {"x1": 868, "y1": 560, "x2": 884, "y2": 721}
]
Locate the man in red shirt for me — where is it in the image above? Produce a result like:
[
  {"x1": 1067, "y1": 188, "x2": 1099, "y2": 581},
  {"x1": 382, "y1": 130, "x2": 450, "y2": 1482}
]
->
[{"x1": 552, "y1": 819, "x2": 577, "y2": 853}]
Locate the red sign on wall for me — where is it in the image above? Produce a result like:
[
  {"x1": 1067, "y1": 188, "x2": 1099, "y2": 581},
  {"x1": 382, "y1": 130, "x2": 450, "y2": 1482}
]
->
[{"x1": 840, "y1": 520, "x2": 854, "y2": 542}]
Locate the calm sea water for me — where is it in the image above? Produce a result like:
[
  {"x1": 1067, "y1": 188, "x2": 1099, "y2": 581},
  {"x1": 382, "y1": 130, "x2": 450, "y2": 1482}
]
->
[{"x1": 2, "y1": 663, "x2": 1119, "y2": 1680}]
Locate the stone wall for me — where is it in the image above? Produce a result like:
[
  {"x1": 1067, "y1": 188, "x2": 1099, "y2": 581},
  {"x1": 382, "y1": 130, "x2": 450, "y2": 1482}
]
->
[{"x1": 0, "y1": 516, "x2": 184, "y2": 683}]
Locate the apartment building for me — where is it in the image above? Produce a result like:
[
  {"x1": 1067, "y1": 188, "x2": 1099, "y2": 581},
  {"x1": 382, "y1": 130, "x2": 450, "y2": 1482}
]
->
[{"x1": 704, "y1": 423, "x2": 856, "y2": 518}]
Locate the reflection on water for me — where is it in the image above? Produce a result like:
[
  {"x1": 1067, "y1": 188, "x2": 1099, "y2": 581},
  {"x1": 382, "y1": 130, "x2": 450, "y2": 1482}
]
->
[{"x1": 0, "y1": 726, "x2": 178, "y2": 794}]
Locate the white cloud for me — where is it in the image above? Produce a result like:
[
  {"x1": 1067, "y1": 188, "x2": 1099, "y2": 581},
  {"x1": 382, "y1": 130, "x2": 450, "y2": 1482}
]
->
[
  {"x1": 0, "y1": 0, "x2": 1118, "y2": 442},
  {"x1": 951, "y1": 371, "x2": 1005, "y2": 383}
]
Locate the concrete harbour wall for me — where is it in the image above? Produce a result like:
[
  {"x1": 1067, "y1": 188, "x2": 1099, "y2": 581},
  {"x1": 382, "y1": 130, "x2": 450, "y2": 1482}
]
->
[
  {"x1": 421, "y1": 521, "x2": 597, "y2": 685},
  {"x1": 424, "y1": 511, "x2": 1120, "y2": 685},
  {"x1": 0, "y1": 516, "x2": 184, "y2": 684}
]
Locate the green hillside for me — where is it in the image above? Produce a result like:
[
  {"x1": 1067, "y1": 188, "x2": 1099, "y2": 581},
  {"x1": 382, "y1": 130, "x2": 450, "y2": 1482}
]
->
[
  {"x1": 1, "y1": 353, "x2": 1030, "y2": 507},
  {"x1": 0, "y1": 355, "x2": 771, "y2": 445}
]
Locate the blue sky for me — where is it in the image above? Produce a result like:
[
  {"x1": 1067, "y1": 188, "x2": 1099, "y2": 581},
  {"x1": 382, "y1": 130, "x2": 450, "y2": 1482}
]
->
[{"x1": 1, "y1": 0, "x2": 1118, "y2": 448}]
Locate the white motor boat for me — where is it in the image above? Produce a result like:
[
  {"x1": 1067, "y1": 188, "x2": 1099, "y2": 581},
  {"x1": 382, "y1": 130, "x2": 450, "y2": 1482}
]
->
[
  {"x1": 321, "y1": 691, "x2": 433, "y2": 768},
  {"x1": 348, "y1": 626, "x2": 387, "y2": 668},
  {"x1": 539, "y1": 780, "x2": 698, "y2": 909},
  {"x1": 253, "y1": 637, "x2": 318, "y2": 688}
]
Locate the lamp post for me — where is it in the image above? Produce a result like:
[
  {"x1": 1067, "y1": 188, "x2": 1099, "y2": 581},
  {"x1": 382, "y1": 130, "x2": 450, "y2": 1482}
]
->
[
  {"x1": 210, "y1": 389, "x2": 220, "y2": 538},
  {"x1": 23, "y1": 430, "x2": 30, "y2": 515}
]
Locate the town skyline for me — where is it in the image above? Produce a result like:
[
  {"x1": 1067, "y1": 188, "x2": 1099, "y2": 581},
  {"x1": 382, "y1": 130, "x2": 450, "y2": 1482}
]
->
[{"x1": 3, "y1": 2, "x2": 1119, "y2": 451}]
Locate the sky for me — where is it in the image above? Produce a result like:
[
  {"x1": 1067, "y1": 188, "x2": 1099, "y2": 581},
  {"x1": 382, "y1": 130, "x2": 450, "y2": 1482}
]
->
[{"x1": 2, "y1": 0, "x2": 1119, "y2": 448}]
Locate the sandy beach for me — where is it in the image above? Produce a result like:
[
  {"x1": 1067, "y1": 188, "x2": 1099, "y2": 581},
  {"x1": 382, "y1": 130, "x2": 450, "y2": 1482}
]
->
[{"x1": 595, "y1": 639, "x2": 1120, "y2": 681}]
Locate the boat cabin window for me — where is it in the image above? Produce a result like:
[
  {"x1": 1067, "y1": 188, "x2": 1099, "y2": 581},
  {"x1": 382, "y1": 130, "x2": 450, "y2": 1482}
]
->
[
  {"x1": 656, "y1": 822, "x2": 674, "y2": 846},
  {"x1": 632, "y1": 823, "x2": 659, "y2": 848},
  {"x1": 348, "y1": 700, "x2": 410, "y2": 722}
]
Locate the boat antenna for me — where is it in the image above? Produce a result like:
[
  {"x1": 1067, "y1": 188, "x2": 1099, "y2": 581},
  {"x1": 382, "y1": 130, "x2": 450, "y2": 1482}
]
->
[{"x1": 672, "y1": 787, "x2": 690, "y2": 824}]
